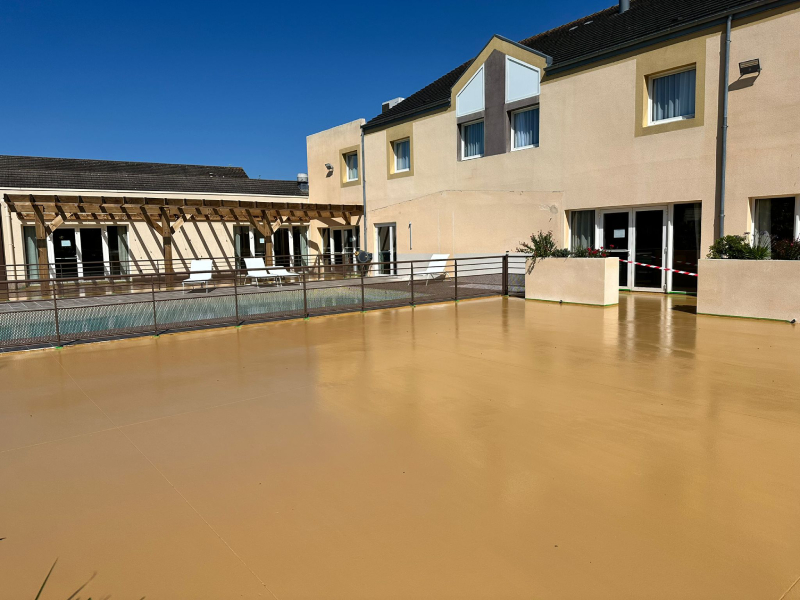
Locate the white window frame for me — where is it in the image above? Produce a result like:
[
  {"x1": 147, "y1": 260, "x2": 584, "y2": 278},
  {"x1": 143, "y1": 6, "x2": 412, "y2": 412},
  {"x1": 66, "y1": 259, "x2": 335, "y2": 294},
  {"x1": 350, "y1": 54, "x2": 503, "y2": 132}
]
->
[
  {"x1": 456, "y1": 65, "x2": 485, "y2": 117},
  {"x1": 344, "y1": 151, "x2": 359, "y2": 182},
  {"x1": 510, "y1": 106, "x2": 539, "y2": 151},
  {"x1": 392, "y1": 138, "x2": 410, "y2": 173},
  {"x1": 45, "y1": 224, "x2": 113, "y2": 279},
  {"x1": 647, "y1": 66, "x2": 697, "y2": 126},
  {"x1": 505, "y1": 56, "x2": 541, "y2": 103},
  {"x1": 751, "y1": 196, "x2": 800, "y2": 241},
  {"x1": 460, "y1": 119, "x2": 485, "y2": 161}
]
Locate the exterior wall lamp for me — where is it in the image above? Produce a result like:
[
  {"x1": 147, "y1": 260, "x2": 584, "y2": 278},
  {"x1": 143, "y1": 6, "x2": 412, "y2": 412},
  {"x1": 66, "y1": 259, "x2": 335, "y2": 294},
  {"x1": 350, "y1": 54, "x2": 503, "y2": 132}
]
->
[{"x1": 739, "y1": 59, "x2": 761, "y2": 77}]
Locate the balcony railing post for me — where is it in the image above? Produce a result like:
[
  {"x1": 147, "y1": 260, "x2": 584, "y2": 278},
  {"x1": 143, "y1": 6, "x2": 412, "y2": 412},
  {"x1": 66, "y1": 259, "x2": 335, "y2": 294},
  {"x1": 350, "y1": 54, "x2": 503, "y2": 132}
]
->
[
  {"x1": 360, "y1": 270, "x2": 366, "y2": 312},
  {"x1": 302, "y1": 269, "x2": 309, "y2": 319},
  {"x1": 454, "y1": 259, "x2": 458, "y2": 302},
  {"x1": 52, "y1": 283, "x2": 61, "y2": 346},
  {"x1": 233, "y1": 269, "x2": 240, "y2": 325},
  {"x1": 410, "y1": 262, "x2": 415, "y2": 306},
  {"x1": 151, "y1": 279, "x2": 158, "y2": 336},
  {"x1": 502, "y1": 252, "x2": 509, "y2": 296}
]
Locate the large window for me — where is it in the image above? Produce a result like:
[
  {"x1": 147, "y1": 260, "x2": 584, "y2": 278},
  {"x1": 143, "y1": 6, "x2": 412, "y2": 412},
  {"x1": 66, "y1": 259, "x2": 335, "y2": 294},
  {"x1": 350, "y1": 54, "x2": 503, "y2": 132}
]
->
[
  {"x1": 461, "y1": 120, "x2": 484, "y2": 160},
  {"x1": 23, "y1": 226, "x2": 39, "y2": 280},
  {"x1": 570, "y1": 211, "x2": 595, "y2": 250},
  {"x1": 754, "y1": 197, "x2": 797, "y2": 245},
  {"x1": 393, "y1": 139, "x2": 410, "y2": 172},
  {"x1": 344, "y1": 151, "x2": 359, "y2": 182},
  {"x1": 511, "y1": 107, "x2": 540, "y2": 151},
  {"x1": 650, "y1": 68, "x2": 696, "y2": 124}
]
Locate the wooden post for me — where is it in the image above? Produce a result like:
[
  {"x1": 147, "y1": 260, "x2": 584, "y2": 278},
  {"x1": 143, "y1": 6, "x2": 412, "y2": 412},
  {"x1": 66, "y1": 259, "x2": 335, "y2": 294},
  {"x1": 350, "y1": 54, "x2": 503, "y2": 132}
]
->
[
  {"x1": 32, "y1": 203, "x2": 51, "y2": 295},
  {"x1": 0, "y1": 196, "x2": 8, "y2": 300},
  {"x1": 161, "y1": 208, "x2": 174, "y2": 288}
]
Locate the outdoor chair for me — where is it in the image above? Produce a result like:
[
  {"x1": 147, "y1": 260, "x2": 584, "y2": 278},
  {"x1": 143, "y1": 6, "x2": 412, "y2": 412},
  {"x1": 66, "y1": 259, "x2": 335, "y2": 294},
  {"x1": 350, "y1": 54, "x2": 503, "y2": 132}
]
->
[
  {"x1": 243, "y1": 257, "x2": 272, "y2": 287},
  {"x1": 411, "y1": 254, "x2": 450, "y2": 286},
  {"x1": 182, "y1": 259, "x2": 213, "y2": 292},
  {"x1": 267, "y1": 266, "x2": 303, "y2": 287}
]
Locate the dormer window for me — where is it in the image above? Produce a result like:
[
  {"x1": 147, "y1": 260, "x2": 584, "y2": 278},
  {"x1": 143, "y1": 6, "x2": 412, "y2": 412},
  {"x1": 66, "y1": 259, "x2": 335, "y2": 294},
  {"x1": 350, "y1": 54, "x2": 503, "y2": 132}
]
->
[
  {"x1": 456, "y1": 66, "x2": 485, "y2": 117},
  {"x1": 505, "y1": 57, "x2": 540, "y2": 103}
]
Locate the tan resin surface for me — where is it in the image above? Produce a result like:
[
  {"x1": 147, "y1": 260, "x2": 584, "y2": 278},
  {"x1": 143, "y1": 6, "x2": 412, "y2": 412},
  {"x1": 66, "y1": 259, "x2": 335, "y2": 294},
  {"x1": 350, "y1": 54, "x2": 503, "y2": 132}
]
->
[{"x1": 1, "y1": 295, "x2": 799, "y2": 599}]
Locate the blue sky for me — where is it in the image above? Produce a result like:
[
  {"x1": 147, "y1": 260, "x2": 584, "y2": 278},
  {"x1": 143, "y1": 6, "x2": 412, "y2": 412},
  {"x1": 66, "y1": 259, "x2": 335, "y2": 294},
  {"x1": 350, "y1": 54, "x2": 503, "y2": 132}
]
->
[{"x1": 0, "y1": 0, "x2": 608, "y2": 180}]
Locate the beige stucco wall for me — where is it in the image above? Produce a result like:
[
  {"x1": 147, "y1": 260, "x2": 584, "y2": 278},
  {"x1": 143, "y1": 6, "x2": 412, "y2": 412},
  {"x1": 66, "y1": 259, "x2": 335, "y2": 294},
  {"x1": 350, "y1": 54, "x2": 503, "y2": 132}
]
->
[
  {"x1": 306, "y1": 119, "x2": 365, "y2": 207},
  {"x1": 697, "y1": 259, "x2": 800, "y2": 321},
  {"x1": 306, "y1": 5, "x2": 800, "y2": 262},
  {"x1": 525, "y1": 257, "x2": 619, "y2": 306}
]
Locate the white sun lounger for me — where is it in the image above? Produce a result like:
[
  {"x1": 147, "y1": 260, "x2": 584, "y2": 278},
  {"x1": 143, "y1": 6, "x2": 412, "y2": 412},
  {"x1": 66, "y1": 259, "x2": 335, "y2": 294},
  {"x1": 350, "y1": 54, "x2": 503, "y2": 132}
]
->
[
  {"x1": 182, "y1": 259, "x2": 213, "y2": 291},
  {"x1": 243, "y1": 257, "x2": 272, "y2": 287},
  {"x1": 267, "y1": 267, "x2": 303, "y2": 286},
  {"x1": 411, "y1": 254, "x2": 450, "y2": 285}
]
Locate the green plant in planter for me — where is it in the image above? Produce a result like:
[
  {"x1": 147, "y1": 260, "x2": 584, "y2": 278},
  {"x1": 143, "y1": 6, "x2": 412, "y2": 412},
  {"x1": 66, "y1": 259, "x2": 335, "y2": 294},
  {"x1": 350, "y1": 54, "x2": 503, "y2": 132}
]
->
[
  {"x1": 707, "y1": 235, "x2": 770, "y2": 260},
  {"x1": 517, "y1": 231, "x2": 563, "y2": 271},
  {"x1": 571, "y1": 246, "x2": 609, "y2": 258}
]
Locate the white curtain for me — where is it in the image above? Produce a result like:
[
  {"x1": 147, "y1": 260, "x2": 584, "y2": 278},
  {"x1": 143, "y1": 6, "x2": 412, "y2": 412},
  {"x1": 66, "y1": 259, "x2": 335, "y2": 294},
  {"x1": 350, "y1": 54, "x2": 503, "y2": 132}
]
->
[
  {"x1": 513, "y1": 108, "x2": 539, "y2": 149},
  {"x1": 395, "y1": 140, "x2": 410, "y2": 171},
  {"x1": 570, "y1": 210, "x2": 595, "y2": 250},
  {"x1": 346, "y1": 153, "x2": 358, "y2": 180},
  {"x1": 463, "y1": 121, "x2": 484, "y2": 158},
  {"x1": 652, "y1": 69, "x2": 696, "y2": 122}
]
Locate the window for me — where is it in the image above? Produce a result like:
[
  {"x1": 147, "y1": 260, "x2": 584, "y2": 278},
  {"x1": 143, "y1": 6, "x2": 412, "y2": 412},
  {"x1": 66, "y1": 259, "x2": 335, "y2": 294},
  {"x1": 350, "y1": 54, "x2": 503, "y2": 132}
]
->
[
  {"x1": 754, "y1": 197, "x2": 797, "y2": 245},
  {"x1": 456, "y1": 66, "x2": 484, "y2": 117},
  {"x1": 649, "y1": 68, "x2": 696, "y2": 124},
  {"x1": 23, "y1": 225, "x2": 39, "y2": 280},
  {"x1": 570, "y1": 211, "x2": 595, "y2": 250},
  {"x1": 461, "y1": 120, "x2": 484, "y2": 160},
  {"x1": 345, "y1": 151, "x2": 359, "y2": 182},
  {"x1": 506, "y1": 57, "x2": 540, "y2": 103},
  {"x1": 511, "y1": 107, "x2": 539, "y2": 150},
  {"x1": 393, "y1": 139, "x2": 410, "y2": 172}
]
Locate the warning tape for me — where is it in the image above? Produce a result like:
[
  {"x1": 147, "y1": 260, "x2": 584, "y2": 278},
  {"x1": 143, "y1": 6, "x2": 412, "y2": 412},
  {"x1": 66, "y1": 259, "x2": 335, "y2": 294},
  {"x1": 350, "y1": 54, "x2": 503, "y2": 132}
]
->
[{"x1": 618, "y1": 259, "x2": 698, "y2": 277}]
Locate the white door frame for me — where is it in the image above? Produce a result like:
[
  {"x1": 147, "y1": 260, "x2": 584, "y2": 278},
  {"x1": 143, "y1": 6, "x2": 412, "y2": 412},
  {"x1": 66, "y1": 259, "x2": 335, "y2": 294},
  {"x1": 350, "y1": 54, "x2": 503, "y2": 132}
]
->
[
  {"x1": 374, "y1": 222, "x2": 397, "y2": 275},
  {"x1": 631, "y1": 206, "x2": 667, "y2": 292},
  {"x1": 47, "y1": 225, "x2": 111, "y2": 279}
]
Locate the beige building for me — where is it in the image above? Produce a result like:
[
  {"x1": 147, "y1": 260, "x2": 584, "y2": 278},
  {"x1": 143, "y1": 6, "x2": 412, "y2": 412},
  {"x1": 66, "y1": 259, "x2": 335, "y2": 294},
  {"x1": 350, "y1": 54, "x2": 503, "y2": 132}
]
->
[
  {"x1": 0, "y1": 156, "x2": 363, "y2": 284},
  {"x1": 306, "y1": 0, "x2": 800, "y2": 294}
]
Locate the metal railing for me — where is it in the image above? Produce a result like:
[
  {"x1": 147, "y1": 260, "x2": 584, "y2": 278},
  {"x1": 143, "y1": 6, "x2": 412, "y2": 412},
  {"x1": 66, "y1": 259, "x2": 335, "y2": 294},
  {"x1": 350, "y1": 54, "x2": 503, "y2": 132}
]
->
[{"x1": 0, "y1": 254, "x2": 514, "y2": 351}]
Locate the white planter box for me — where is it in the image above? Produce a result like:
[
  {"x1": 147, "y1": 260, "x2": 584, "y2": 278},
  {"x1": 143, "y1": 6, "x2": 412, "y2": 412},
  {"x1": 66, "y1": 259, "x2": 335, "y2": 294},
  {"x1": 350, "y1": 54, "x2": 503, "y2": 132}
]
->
[
  {"x1": 525, "y1": 257, "x2": 619, "y2": 306},
  {"x1": 698, "y1": 259, "x2": 800, "y2": 322}
]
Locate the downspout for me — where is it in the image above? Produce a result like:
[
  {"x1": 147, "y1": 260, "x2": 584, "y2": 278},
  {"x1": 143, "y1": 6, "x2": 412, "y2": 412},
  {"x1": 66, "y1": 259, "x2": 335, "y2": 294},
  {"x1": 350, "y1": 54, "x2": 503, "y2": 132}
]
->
[
  {"x1": 361, "y1": 128, "x2": 368, "y2": 252},
  {"x1": 719, "y1": 15, "x2": 732, "y2": 238}
]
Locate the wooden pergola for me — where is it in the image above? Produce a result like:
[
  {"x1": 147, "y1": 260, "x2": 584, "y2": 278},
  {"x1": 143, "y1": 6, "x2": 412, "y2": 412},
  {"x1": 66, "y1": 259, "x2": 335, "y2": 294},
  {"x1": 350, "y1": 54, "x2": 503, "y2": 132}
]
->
[{"x1": 3, "y1": 193, "x2": 364, "y2": 286}]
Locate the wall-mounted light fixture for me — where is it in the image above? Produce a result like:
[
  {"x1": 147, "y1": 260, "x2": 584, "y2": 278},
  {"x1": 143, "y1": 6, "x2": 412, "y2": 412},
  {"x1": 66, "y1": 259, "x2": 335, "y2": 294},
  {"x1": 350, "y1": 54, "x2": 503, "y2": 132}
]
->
[
  {"x1": 325, "y1": 163, "x2": 333, "y2": 172},
  {"x1": 739, "y1": 59, "x2": 761, "y2": 77}
]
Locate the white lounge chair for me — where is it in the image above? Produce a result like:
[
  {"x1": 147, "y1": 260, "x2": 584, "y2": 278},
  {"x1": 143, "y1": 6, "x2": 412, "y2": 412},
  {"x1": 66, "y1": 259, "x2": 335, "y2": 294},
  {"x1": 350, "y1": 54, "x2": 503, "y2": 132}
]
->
[
  {"x1": 412, "y1": 254, "x2": 450, "y2": 285},
  {"x1": 243, "y1": 257, "x2": 272, "y2": 287},
  {"x1": 182, "y1": 259, "x2": 213, "y2": 291},
  {"x1": 267, "y1": 266, "x2": 303, "y2": 287}
]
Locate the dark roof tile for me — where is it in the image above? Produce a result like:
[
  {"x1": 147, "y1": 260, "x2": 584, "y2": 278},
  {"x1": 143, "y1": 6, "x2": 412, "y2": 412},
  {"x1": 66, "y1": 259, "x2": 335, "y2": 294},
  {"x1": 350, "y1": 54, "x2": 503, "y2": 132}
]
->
[{"x1": 365, "y1": 0, "x2": 774, "y2": 128}]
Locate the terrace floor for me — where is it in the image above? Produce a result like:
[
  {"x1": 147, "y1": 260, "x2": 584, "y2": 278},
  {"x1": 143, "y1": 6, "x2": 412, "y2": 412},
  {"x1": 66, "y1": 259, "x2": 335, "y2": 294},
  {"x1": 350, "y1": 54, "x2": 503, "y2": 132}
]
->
[{"x1": 1, "y1": 294, "x2": 799, "y2": 599}]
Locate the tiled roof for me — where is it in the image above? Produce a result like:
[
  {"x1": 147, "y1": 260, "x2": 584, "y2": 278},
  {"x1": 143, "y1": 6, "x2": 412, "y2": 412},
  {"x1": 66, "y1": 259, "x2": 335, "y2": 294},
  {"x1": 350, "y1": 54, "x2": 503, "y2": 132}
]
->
[
  {"x1": 366, "y1": 0, "x2": 779, "y2": 129},
  {"x1": 0, "y1": 155, "x2": 309, "y2": 197}
]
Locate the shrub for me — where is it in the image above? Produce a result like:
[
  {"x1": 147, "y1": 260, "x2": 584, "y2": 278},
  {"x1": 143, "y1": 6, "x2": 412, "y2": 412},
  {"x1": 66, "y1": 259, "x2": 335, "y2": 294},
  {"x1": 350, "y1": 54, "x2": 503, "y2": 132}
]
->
[
  {"x1": 552, "y1": 248, "x2": 571, "y2": 258},
  {"x1": 517, "y1": 231, "x2": 560, "y2": 270},
  {"x1": 571, "y1": 246, "x2": 609, "y2": 258},
  {"x1": 772, "y1": 237, "x2": 800, "y2": 260},
  {"x1": 707, "y1": 235, "x2": 770, "y2": 260}
]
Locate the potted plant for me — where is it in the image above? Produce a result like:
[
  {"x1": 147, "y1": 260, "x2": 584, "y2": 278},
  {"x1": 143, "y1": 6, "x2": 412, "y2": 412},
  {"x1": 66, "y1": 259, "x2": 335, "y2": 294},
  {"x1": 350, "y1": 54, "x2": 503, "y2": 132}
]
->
[{"x1": 518, "y1": 231, "x2": 619, "y2": 306}]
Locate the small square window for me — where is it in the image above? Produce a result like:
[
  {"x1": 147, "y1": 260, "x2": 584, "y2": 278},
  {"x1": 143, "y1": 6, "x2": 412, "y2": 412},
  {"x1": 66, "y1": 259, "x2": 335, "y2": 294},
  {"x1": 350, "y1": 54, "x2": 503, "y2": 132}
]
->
[
  {"x1": 461, "y1": 120, "x2": 484, "y2": 160},
  {"x1": 344, "y1": 152, "x2": 359, "y2": 182},
  {"x1": 511, "y1": 107, "x2": 539, "y2": 150},
  {"x1": 393, "y1": 139, "x2": 410, "y2": 172},
  {"x1": 649, "y1": 68, "x2": 696, "y2": 124}
]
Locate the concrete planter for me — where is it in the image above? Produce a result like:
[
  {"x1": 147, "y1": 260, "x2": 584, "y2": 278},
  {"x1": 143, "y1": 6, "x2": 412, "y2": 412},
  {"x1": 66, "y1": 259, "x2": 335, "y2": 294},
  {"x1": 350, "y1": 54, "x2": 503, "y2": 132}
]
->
[
  {"x1": 525, "y1": 257, "x2": 619, "y2": 306},
  {"x1": 697, "y1": 259, "x2": 800, "y2": 322}
]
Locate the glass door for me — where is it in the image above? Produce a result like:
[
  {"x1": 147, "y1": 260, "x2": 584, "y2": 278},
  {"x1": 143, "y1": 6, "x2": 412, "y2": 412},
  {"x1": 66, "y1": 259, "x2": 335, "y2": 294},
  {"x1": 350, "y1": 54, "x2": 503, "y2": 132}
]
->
[
  {"x1": 633, "y1": 208, "x2": 666, "y2": 291},
  {"x1": 80, "y1": 228, "x2": 105, "y2": 277},
  {"x1": 671, "y1": 203, "x2": 701, "y2": 293},
  {"x1": 602, "y1": 212, "x2": 630, "y2": 288},
  {"x1": 53, "y1": 229, "x2": 78, "y2": 279},
  {"x1": 376, "y1": 224, "x2": 397, "y2": 275}
]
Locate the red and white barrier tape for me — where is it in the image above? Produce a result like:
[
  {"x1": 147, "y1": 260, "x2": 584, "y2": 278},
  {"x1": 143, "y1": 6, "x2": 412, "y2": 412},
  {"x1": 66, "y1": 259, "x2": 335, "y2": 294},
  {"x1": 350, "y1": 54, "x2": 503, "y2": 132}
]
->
[{"x1": 618, "y1": 259, "x2": 698, "y2": 277}]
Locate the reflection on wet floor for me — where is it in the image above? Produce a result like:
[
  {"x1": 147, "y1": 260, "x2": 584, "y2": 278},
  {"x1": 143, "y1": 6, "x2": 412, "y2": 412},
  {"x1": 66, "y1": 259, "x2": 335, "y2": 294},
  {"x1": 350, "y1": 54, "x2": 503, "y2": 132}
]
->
[{"x1": 0, "y1": 294, "x2": 798, "y2": 599}]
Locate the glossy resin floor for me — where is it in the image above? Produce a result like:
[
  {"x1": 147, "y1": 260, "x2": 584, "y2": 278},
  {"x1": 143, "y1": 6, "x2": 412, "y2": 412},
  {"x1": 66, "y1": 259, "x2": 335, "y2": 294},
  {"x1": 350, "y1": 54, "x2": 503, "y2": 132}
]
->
[{"x1": 2, "y1": 294, "x2": 799, "y2": 599}]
